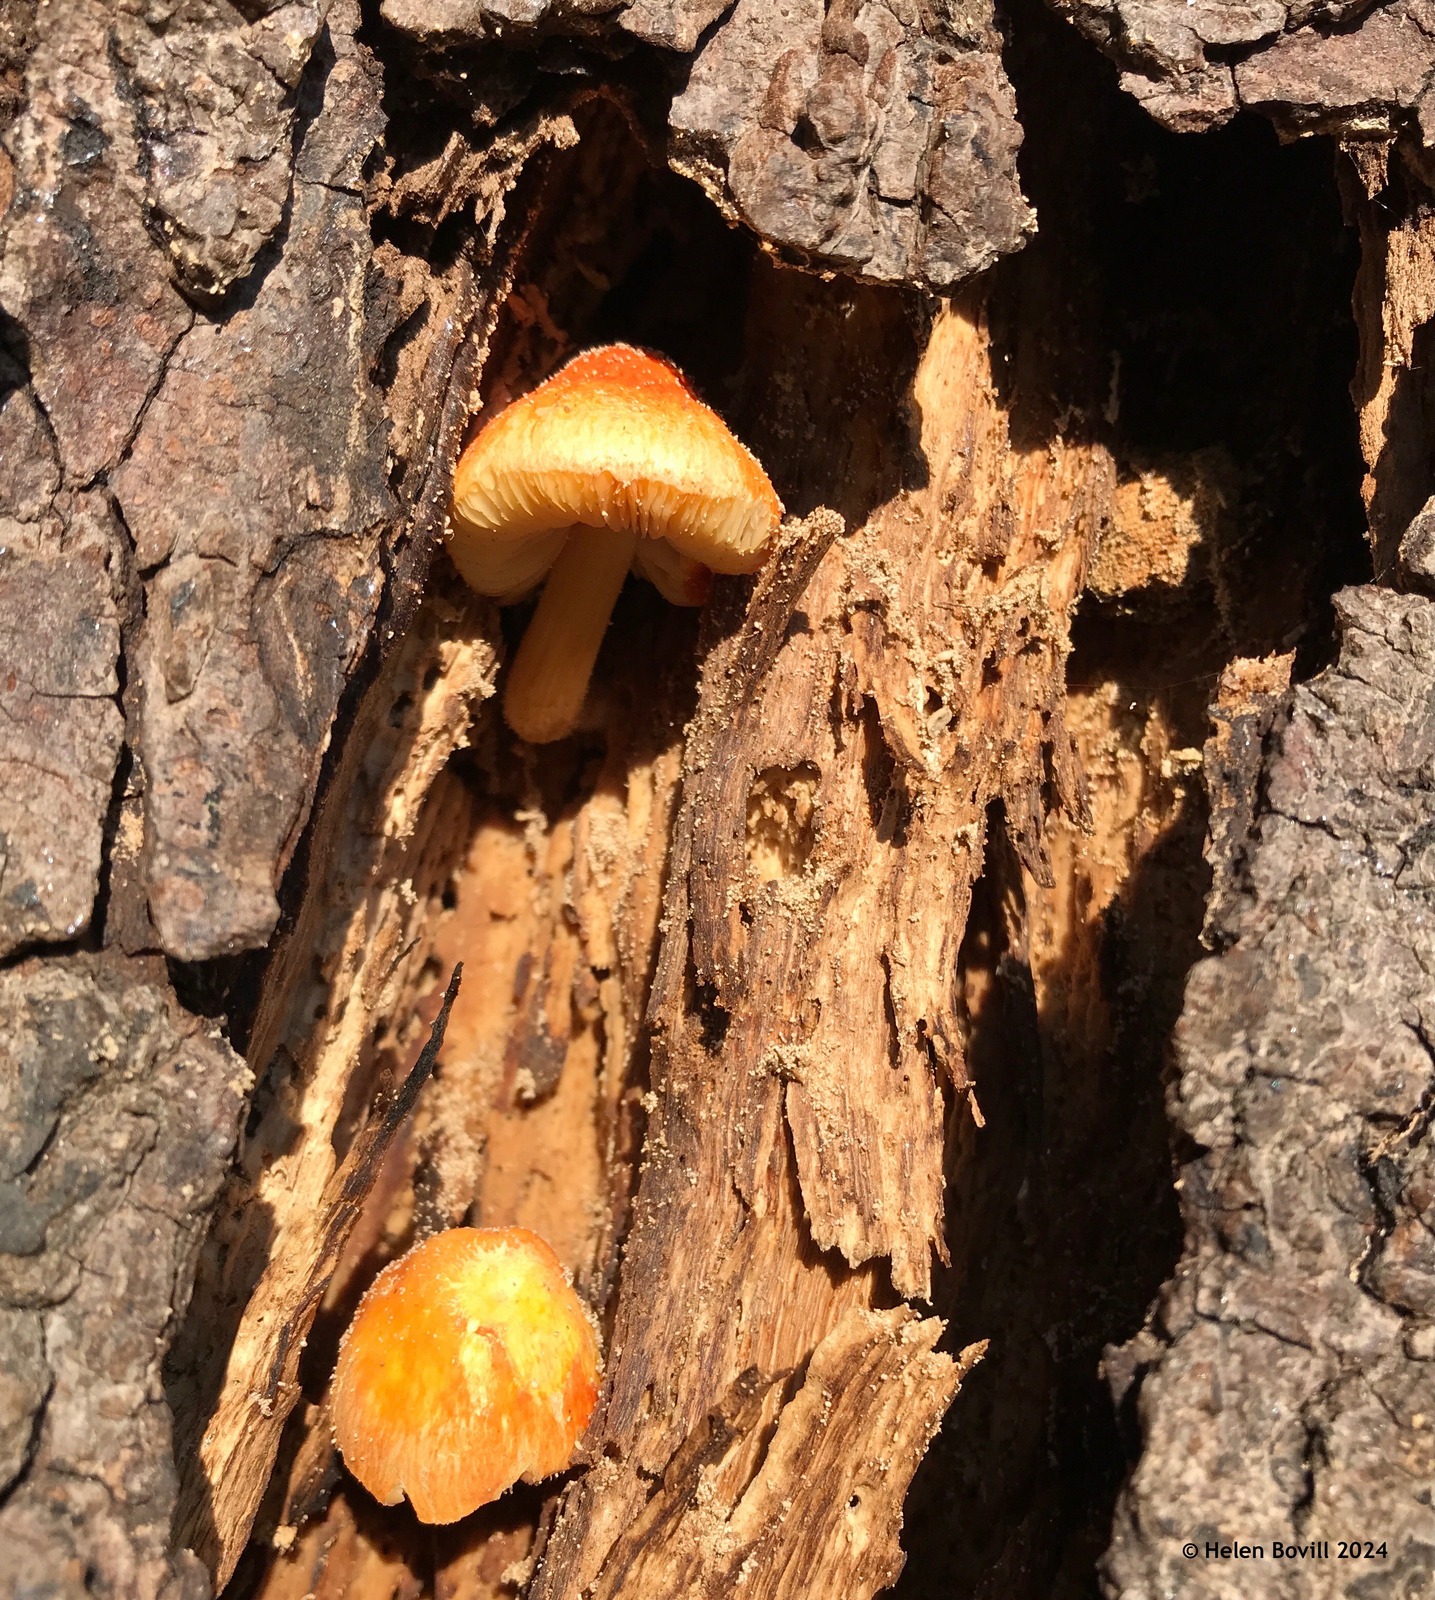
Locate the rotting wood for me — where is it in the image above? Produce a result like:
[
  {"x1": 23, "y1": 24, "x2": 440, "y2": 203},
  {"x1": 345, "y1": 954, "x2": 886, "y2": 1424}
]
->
[
  {"x1": 238, "y1": 678, "x2": 694, "y2": 1593},
  {"x1": 238, "y1": 607, "x2": 694, "y2": 1597},
  {"x1": 585, "y1": 1309, "x2": 982, "y2": 1600},
  {"x1": 530, "y1": 285, "x2": 1115, "y2": 1598},
  {"x1": 169, "y1": 593, "x2": 499, "y2": 1587},
  {"x1": 1345, "y1": 144, "x2": 1435, "y2": 584},
  {"x1": 240, "y1": 271, "x2": 1115, "y2": 1599},
  {"x1": 1020, "y1": 678, "x2": 1204, "y2": 1071}
]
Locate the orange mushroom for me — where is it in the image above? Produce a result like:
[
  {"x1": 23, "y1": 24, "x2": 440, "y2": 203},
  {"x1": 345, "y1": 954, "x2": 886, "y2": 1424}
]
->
[
  {"x1": 331, "y1": 1227, "x2": 600, "y2": 1524},
  {"x1": 448, "y1": 343, "x2": 782, "y2": 743}
]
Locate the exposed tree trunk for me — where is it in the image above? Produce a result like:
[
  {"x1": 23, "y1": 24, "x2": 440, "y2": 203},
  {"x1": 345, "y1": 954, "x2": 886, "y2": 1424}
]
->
[{"x1": 2, "y1": 0, "x2": 1432, "y2": 1598}]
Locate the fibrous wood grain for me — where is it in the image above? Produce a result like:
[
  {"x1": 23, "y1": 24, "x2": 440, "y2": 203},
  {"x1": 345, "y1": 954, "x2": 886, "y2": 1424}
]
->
[
  {"x1": 530, "y1": 289, "x2": 1114, "y2": 1597},
  {"x1": 237, "y1": 676, "x2": 690, "y2": 1598},
  {"x1": 1346, "y1": 145, "x2": 1435, "y2": 586},
  {"x1": 241, "y1": 259, "x2": 1115, "y2": 1598},
  {"x1": 584, "y1": 1308, "x2": 979, "y2": 1600},
  {"x1": 169, "y1": 591, "x2": 499, "y2": 1588}
]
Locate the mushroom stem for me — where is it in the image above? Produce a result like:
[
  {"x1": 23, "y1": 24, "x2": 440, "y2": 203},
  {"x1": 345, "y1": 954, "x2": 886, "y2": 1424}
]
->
[{"x1": 503, "y1": 524, "x2": 640, "y2": 743}]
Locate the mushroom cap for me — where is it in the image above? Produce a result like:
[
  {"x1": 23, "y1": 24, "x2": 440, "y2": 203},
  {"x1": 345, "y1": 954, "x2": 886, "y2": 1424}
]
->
[
  {"x1": 331, "y1": 1226, "x2": 600, "y2": 1524},
  {"x1": 450, "y1": 344, "x2": 781, "y2": 579}
]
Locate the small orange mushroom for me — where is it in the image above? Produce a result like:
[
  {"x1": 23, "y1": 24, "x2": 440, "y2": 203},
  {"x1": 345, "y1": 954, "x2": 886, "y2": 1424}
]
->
[
  {"x1": 331, "y1": 1227, "x2": 600, "y2": 1524},
  {"x1": 448, "y1": 343, "x2": 782, "y2": 744}
]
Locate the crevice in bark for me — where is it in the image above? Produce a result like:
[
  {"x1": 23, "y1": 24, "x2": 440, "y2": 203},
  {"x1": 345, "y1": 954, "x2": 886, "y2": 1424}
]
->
[
  {"x1": 165, "y1": 30, "x2": 1374, "y2": 1579},
  {"x1": 89, "y1": 741, "x2": 133, "y2": 949},
  {"x1": 0, "y1": 927, "x2": 93, "y2": 972},
  {"x1": 890, "y1": 3, "x2": 1372, "y2": 1596}
]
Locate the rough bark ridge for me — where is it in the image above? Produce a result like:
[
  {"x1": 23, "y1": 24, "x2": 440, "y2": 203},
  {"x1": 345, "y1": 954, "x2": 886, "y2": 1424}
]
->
[
  {"x1": 0, "y1": 0, "x2": 395, "y2": 966},
  {"x1": 0, "y1": 955, "x2": 248, "y2": 1599},
  {"x1": 0, "y1": 1, "x2": 456, "y2": 1591},
  {"x1": 1103, "y1": 586, "x2": 1435, "y2": 1596},
  {"x1": 0, "y1": 445, "x2": 124, "y2": 957},
  {"x1": 1047, "y1": 0, "x2": 1435, "y2": 138},
  {"x1": 381, "y1": 0, "x2": 1034, "y2": 289}
]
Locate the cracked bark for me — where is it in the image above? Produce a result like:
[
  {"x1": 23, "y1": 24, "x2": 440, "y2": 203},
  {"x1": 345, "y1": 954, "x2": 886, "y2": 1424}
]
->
[
  {"x1": 0, "y1": 954, "x2": 249, "y2": 1599},
  {"x1": 1103, "y1": 585, "x2": 1435, "y2": 1598},
  {"x1": 1045, "y1": 0, "x2": 1435, "y2": 138}
]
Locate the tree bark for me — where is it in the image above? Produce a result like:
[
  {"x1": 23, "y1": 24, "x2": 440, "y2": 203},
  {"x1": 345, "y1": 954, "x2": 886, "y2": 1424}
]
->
[
  {"x1": 1103, "y1": 588, "x2": 1435, "y2": 1599},
  {"x1": 2, "y1": 0, "x2": 1433, "y2": 1597}
]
